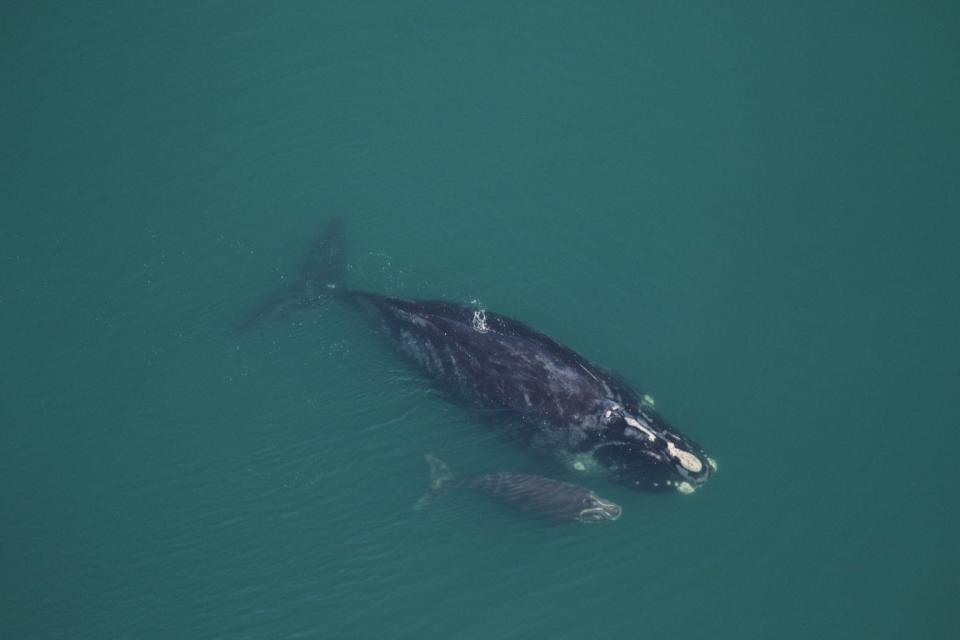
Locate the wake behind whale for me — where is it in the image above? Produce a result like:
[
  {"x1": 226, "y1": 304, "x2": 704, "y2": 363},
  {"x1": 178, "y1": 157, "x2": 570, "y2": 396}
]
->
[{"x1": 242, "y1": 219, "x2": 716, "y2": 494}]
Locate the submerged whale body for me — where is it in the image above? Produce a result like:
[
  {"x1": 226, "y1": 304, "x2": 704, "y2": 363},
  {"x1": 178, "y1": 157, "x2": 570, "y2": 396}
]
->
[
  {"x1": 243, "y1": 219, "x2": 715, "y2": 493},
  {"x1": 420, "y1": 455, "x2": 622, "y2": 523}
]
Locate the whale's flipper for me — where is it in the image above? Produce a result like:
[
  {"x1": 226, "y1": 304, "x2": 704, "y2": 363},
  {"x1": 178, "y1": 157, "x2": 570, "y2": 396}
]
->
[
  {"x1": 238, "y1": 218, "x2": 345, "y2": 330},
  {"x1": 415, "y1": 454, "x2": 455, "y2": 510}
]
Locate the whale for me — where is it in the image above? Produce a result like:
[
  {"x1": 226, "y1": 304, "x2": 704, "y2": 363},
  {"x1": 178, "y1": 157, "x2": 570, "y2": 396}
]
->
[
  {"x1": 419, "y1": 455, "x2": 622, "y2": 523},
  {"x1": 242, "y1": 219, "x2": 716, "y2": 493}
]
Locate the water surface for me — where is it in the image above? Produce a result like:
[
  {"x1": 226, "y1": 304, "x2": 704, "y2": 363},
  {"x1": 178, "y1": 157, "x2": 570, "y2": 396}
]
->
[{"x1": 2, "y1": 2, "x2": 958, "y2": 638}]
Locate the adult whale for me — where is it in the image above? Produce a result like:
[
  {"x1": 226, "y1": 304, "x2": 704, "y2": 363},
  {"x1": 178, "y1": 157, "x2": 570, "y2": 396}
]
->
[{"x1": 241, "y1": 219, "x2": 716, "y2": 493}]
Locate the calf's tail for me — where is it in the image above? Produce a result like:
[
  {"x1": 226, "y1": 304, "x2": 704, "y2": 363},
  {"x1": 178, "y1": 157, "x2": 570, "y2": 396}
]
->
[{"x1": 415, "y1": 454, "x2": 455, "y2": 510}]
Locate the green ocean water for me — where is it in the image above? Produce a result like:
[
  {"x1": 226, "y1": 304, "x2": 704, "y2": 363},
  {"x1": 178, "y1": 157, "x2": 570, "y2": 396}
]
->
[{"x1": 2, "y1": 1, "x2": 958, "y2": 638}]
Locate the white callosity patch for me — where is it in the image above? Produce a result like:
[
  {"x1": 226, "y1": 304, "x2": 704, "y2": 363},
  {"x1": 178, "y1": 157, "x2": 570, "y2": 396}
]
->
[
  {"x1": 676, "y1": 482, "x2": 695, "y2": 494},
  {"x1": 623, "y1": 414, "x2": 656, "y2": 442},
  {"x1": 661, "y1": 479, "x2": 696, "y2": 494},
  {"x1": 666, "y1": 441, "x2": 703, "y2": 474}
]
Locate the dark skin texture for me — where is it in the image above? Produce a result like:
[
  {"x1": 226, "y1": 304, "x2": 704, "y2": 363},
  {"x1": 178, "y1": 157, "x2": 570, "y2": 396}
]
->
[{"x1": 243, "y1": 219, "x2": 714, "y2": 493}]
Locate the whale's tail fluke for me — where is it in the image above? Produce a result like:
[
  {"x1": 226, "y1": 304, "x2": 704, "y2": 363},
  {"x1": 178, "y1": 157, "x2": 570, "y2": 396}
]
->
[
  {"x1": 415, "y1": 454, "x2": 455, "y2": 510},
  {"x1": 238, "y1": 218, "x2": 345, "y2": 330}
]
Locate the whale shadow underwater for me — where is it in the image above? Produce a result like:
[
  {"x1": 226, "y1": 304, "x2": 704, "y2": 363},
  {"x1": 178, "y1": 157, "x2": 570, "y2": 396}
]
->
[{"x1": 241, "y1": 219, "x2": 716, "y2": 494}]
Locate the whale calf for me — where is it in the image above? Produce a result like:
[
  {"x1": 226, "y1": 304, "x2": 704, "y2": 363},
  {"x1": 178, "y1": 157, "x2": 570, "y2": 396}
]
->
[
  {"x1": 420, "y1": 455, "x2": 621, "y2": 523},
  {"x1": 243, "y1": 219, "x2": 716, "y2": 493}
]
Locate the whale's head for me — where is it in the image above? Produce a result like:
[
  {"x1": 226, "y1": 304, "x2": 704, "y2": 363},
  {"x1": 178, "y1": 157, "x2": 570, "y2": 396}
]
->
[
  {"x1": 577, "y1": 493, "x2": 623, "y2": 522},
  {"x1": 592, "y1": 401, "x2": 716, "y2": 494}
]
